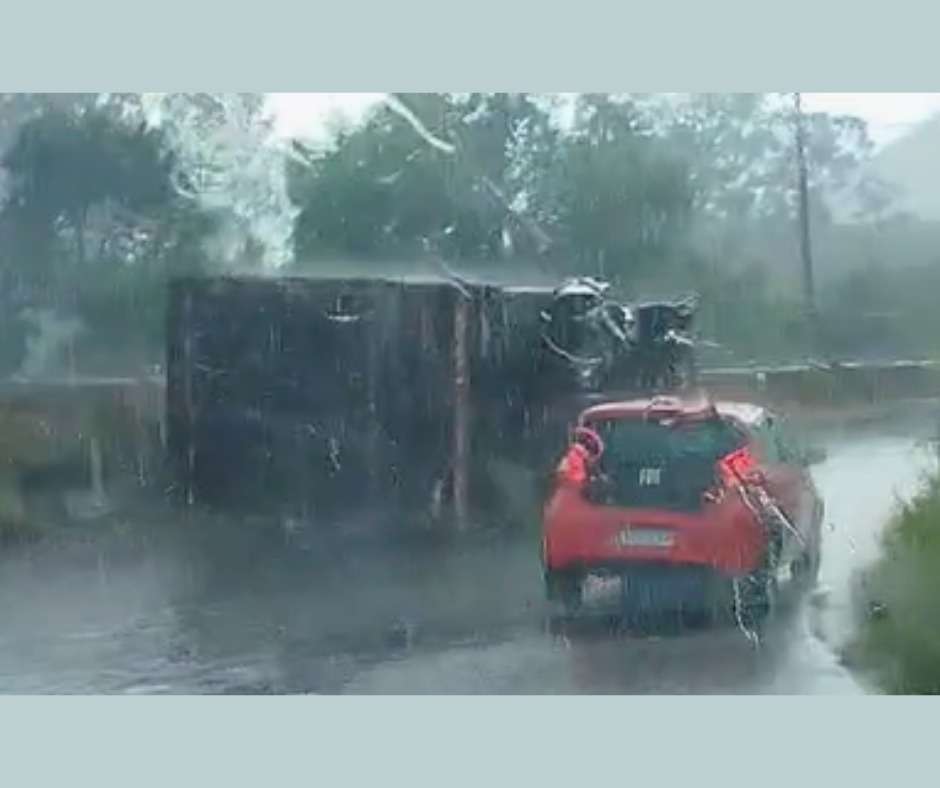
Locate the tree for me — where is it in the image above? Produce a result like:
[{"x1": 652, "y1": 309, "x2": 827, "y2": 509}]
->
[
  {"x1": 3, "y1": 103, "x2": 172, "y2": 267},
  {"x1": 646, "y1": 93, "x2": 888, "y2": 358},
  {"x1": 289, "y1": 93, "x2": 560, "y2": 264},
  {"x1": 0, "y1": 97, "x2": 215, "y2": 374},
  {"x1": 535, "y1": 94, "x2": 695, "y2": 281},
  {"x1": 659, "y1": 93, "x2": 878, "y2": 224},
  {"x1": 0, "y1": 92, "x2": 899, "y2": 374},
  {"x1": 141, "y1": 93, "x2": 299, "y2": 268}
]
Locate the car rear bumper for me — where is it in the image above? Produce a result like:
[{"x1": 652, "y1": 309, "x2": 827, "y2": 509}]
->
[
  {"x1": 543, "y1": 489, "x2": 766, "y2": 578},
  {"x1": 548, "y1": 561, "x2": 734, "y2": 615},
  {"x1": 619, "y1": 562, "x2": 729, "y2": 614}
]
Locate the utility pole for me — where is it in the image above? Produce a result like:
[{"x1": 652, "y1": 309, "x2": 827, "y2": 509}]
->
[
  {"x1": 452, "y1": 293, "x2": 470, "y2": 532},
  {"x1": 793, "y1": 92, "x2": 819, "y2": 359}
]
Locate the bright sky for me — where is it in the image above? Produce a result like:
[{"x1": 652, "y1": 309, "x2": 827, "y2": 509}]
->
[
  {"x1": 802, "y1": 93, "x2": 940, "y2": 145},
  {"x1": 267, "y1": 93, "x2": 940, "y2": 149},
  {"x1": 266, "y1": 93, "x2": 385, "y2": 147}
]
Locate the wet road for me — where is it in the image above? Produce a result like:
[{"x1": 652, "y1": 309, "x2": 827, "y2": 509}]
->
[{"x1": 0, "y1": 403, "x2": 936, "y2": 694}]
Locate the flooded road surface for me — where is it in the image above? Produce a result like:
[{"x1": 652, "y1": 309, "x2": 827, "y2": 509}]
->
[{"x1": 0, "y1": 403, "x2": 936, "y2": 693}]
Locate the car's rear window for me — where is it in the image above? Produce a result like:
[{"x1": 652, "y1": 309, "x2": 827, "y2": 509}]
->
[{"x1": 585, "y1": 416, "x2": 746, "y2": 511}]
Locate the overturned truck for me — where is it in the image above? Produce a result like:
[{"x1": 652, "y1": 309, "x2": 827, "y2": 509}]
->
[{"x1": 166, "y1": 272, "x2": 699, "y2": 528}]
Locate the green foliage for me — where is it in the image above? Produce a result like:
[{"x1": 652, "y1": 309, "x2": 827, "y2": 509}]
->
[
  {"x1": 0, "y1": 95, "x2": 214, "y2": 374},
  {"x1": 290, "y1": 93, "x2": 559, "y2": 263},
  {"x1": 816, "y1": 242, "x2": 940, "y2": 361},
  {"x1": 3, "y1": 105, "x2": 172, "y2": 229},
  {"x1": 289, "y1": 92, "x2": 698, "y2": 285},
  {"x1": 539, "y1": 94, "x2": 694, "y2": 279},
  {"x1": 0, "y1": 92, "x2": 922, "y2": 374},
  {"x1": 850, "y1": 469, "x2": 940, "y2": 693},
  {"x1": 287, "y1": 92, "x2": 898, "y2": 366}
]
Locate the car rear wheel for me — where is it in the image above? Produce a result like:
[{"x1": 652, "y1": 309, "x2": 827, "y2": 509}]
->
[{"x1": 732, "y1": 566, "x2": 778, "y2": 640}]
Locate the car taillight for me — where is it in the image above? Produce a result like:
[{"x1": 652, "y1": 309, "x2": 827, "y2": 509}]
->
[
  {"x1": 555, "y1": 426, "x2": 604, "y2": 491},
  {"x1": 718, "y1": 446, "x2": 758, "y2": 486},
  {"x1": 703, "y1": 445, "x2": 758, "y2": 504},
  {"x1": 556, "y1": 444, "x2": 588, "y2": 488}
]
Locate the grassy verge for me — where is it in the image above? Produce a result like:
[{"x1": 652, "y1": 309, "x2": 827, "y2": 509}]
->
[{"x1": 846, "y1": 466, "x2": 940, "y2": 693}]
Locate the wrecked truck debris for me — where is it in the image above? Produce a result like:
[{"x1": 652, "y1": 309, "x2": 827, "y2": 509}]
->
[{"x1": 165, "y1": 271, "x2": 701, "y2": 527}]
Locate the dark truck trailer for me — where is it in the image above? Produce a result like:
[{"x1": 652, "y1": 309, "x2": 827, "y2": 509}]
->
[{"x1": 165, "y1": 272, "x2": 567, "y2": 528}]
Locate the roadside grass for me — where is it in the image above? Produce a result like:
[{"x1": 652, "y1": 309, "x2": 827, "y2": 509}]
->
[{"x1": 847, "y1": 467, "x2": 940, "y2": 693}]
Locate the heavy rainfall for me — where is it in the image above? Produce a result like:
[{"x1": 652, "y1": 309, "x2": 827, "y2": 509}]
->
[{"x1": 2, "y1": 92, "x2": 940, "y2": 694}]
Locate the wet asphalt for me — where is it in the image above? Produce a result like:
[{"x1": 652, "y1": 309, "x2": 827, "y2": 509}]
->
[{"x1": 0, "y1": 402, "x2": 936, "y2": 693}]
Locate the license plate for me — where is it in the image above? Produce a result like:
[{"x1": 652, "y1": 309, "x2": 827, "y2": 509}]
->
[{"x1": 616, "y1": 527, "x2": 674, "y2": 548}]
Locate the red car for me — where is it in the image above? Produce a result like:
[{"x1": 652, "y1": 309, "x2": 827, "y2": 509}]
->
[{"x1": 541, "y1": 391, "x2": 824, "y2": 624}]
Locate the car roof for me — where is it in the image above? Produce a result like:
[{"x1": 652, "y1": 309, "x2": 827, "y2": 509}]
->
[
  {"x1": 714, "y1": 401, "x2": 768, "y2": 427},
  {"x1": 579, "y1": 394, "x2": 767, "y2": 428}
]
